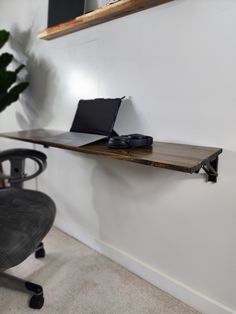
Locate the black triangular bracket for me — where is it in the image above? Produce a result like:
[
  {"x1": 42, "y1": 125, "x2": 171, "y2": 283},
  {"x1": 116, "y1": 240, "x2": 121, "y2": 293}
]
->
[{"x1": 202, "y1": 157, "x2": 219, "y2": 183}]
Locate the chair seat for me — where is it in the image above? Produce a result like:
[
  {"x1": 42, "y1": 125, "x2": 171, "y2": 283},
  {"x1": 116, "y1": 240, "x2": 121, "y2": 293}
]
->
[{"x1": 0, "y1": 188, "x2": 56, "y2": 269}]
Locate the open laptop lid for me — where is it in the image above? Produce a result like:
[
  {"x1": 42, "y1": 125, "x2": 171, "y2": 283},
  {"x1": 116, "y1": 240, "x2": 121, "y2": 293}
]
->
[{"x1": 70, "y1": 98, "x2": 122, "y2": 136}]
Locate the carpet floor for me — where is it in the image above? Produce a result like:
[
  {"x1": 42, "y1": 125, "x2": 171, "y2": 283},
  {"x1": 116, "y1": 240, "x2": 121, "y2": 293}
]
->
[{"x1": 0, "y1": 228, "x2": 200, "y2": 314}]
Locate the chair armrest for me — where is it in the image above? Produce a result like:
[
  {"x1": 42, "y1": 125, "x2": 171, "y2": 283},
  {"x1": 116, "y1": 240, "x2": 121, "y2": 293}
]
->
[{"x1": 0, "y1": 149, "x2": 47, "y2": 184}]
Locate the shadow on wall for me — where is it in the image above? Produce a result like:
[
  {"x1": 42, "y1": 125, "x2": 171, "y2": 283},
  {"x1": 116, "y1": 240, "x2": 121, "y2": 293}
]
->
[
  {"x1": 89, "y1": 156, "x2": 204, "y2": 242},
  {"x1": 115, "y1": 97, "x2": 151, "y2": 135},
  {"x1": 9, "y1": 25, "x2": 56, "y2": 129}
]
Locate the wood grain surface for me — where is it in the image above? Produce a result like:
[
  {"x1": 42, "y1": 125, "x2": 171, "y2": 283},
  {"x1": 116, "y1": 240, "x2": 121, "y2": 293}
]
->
[
  {"x1": 0, "y1": 129, "x2": 223, "y2": 174},
  {"x1": 38, "y1": 0, "x2": 174, "y2": 40}
]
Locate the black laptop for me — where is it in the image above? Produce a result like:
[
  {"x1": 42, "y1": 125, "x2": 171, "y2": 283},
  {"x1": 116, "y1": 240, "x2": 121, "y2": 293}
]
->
[{"x1": 46, "y1": 98, "x2": 122, "y2": 146}]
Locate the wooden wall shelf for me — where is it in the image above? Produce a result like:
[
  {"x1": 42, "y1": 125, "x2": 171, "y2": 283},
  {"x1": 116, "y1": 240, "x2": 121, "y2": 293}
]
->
[
  {"x1": 0, "y1": 129, "x2": 223, "y2": 183},
  {"x1": 38, "y1": 0, "x2": 174, "y2": 40}
]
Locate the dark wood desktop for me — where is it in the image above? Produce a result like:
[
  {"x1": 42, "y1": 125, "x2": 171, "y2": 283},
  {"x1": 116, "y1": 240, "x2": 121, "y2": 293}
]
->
[{"x1": 0, "y1": 129, "x2": 222, "y2": 183}]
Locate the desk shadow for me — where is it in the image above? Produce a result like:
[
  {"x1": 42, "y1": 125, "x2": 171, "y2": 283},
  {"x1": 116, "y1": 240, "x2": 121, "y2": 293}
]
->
[
  {"x1": 9, "y1": 25, "x2": 56, "y2": 129},
  {"x1": 114, "y1": 97, "x2": 150, "y2": 135},
  {"x1": 89, "y1": 156, "x2": 202, "y2": 243}
]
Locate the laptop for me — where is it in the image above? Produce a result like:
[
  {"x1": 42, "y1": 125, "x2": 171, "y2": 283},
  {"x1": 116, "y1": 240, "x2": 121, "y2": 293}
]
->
[{"x1": 46, "y1": 98, "x2": 122, "y2": 147}]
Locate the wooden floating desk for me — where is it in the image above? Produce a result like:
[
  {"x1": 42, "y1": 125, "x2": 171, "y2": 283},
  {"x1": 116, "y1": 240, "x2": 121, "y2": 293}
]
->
[{"x1": 0, "y1": 129, "x2": 223, "y2": 183}]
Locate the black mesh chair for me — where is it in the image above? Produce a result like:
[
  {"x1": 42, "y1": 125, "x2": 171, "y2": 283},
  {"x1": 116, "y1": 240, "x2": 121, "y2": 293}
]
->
[{"x1": 0, "y1": 149, "x2": 56, "y2": 309}]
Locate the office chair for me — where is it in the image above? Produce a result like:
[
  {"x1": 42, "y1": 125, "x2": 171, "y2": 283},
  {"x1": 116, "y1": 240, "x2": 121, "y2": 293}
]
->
[{"x1": 0, "y1": 148, "x2": 56, "y2": 309}]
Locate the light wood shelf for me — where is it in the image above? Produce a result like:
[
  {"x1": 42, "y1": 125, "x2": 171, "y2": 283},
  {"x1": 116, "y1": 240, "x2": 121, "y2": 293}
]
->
[{"x1": 38, "y1": 0, "x2": 174, "y2": 40}]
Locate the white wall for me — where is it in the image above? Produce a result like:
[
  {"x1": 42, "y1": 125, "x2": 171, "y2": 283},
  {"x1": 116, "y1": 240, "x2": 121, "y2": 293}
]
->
[{"x1": 0, "y1": 1, "x2": 236, "y2": 313}]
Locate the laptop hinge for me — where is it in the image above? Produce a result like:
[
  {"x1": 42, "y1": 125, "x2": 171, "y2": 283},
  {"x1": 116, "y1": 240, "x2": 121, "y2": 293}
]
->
[{"x1": 111, "y1": 130, "x2": 119, "y2": 137}]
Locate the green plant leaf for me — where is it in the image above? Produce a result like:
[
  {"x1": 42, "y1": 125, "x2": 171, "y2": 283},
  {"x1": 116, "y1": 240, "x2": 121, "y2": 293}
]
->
[
  {"x1": 0, "y1": 53, "x2": 13, "y2": 68},
  {"x1": 0, "y1": 30, "x2": 10, "y2": 49},
  {"x1": 0, "y1": 92, "x2": 7, "y2": 112},
  {"x1": 0, "y1": 30, "x2": 29, "y2": 113},
  {"x1": 0, "y1": 82, "x2": 29, "y2": 113},
  {"x1": 15, "y1": 64, "x2": 26, "y2": 74},
  {"x1": 0, "y1": 92, "x2": 5, "y2": 102},
  {"x1": 8, "y1": 81, "x2": 29, "y2": 98},
  {"x1": 0, "y1": 69, "x2": 17, "y2": 93}
]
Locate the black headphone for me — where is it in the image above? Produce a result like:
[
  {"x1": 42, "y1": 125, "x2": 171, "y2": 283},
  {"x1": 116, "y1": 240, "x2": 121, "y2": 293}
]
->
[{"x1": 108, "y1": 134, "x2": 153, "y2": 149}]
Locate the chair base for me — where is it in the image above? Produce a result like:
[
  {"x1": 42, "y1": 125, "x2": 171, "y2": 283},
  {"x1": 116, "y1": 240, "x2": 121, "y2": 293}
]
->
[
  {"x1": 0, "y1": 272, "x2": 44, "y2": 309},
  {"x1": 35, "y1": 242, "x2": 45, "y2": 258},
  {"x1": 0, "y1": 243, "x2": 46, "y2": 310},
  {"x1": 26, "y1": 281, "x2": 44, "y2": 309}
]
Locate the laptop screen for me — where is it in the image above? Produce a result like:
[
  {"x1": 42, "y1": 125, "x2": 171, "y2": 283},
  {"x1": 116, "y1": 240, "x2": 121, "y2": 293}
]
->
[{"x1": 70, "y1": 98, "x2": 121, "y2": 136}]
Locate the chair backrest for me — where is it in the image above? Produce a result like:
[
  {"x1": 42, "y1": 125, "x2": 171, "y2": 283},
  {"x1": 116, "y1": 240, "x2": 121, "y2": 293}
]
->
[{"x1": 0, "y1": 149, "x2": 47, "y2": 188}]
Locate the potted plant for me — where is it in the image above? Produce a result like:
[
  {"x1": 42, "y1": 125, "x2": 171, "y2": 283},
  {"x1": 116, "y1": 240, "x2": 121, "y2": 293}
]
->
[
  {"x1": 0, "y1": 29, "x2": 29, "y2": 187},
  {"x1": 0, "y1": 29, "x2": 29, "y2": 113}
]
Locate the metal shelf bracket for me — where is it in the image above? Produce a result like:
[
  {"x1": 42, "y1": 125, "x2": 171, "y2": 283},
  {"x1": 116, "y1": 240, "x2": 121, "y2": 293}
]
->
[{"x1": 202, "y1": 157, "x2": 219, "y2": 183}]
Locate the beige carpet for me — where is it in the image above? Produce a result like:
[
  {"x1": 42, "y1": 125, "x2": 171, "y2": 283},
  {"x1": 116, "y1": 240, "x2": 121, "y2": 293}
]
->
[{"x1": 0, "y1": 228, "x2": 200, "y2": 314}]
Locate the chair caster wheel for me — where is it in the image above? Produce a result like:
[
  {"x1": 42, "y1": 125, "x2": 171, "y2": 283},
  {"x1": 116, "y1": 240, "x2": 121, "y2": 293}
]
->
[
  {"x1": 29, "y1": 294, "x2": 44, "y2": 309},
  {"x1": 35, "y1": 248, "x2": 45, "y2": 258},
  {"x1": 35, "y1": 242, "x2": 45, "y2": 258}
]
